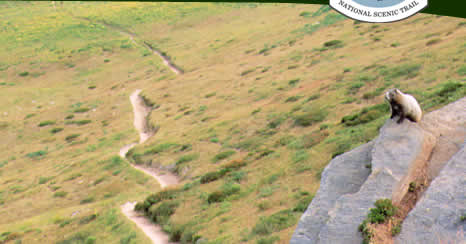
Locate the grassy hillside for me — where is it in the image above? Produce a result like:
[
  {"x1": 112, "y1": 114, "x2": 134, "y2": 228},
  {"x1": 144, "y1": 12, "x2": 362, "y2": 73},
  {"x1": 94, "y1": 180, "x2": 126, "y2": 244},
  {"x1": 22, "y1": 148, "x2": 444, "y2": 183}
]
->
[{"x1": 0, "y1": 2, "x2": 464, "y2": 244}]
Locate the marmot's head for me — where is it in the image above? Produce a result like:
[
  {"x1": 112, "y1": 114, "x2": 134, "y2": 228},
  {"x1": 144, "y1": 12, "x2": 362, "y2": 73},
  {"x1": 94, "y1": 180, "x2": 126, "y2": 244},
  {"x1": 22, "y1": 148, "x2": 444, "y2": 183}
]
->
[{"x1": 385, "y1": 88, "x2": 401, "y2": 102}]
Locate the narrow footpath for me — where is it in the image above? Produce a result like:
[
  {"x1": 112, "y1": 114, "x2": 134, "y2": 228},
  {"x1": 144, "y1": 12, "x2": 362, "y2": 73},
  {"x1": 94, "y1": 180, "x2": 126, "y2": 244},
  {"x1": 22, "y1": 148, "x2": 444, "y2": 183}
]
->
[{"x1": 119, "y1": 89, "x2": 180, "y2": 244}]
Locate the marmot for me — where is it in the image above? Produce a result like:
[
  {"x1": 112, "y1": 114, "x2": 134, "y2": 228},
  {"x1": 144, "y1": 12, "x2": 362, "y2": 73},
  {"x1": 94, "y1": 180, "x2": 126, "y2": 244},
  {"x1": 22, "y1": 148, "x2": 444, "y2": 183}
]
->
[{"x1": 384, "y1": 88, "x2": 422, "y2": 123}]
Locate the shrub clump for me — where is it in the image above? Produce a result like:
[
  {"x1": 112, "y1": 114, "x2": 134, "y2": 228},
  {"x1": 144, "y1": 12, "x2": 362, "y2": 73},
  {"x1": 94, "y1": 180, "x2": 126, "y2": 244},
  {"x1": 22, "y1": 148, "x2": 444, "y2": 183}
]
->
[
  {"x1": 207, "y1": 183, "x2": 240, "y2": 204},
  {"x1": 65, "y1": 134, "x2": 80, "y2": 142},
  {"x1": 379, "y1": 63, "x2": 421, "y2": 80},
  {"x1": 148, "y1": 201, "x2": 179, "y2": 223},
  {"x1": 251, "y1": 210, "x2": 297, "y2": 236},
  {"x1": 38, "y1": 120, "x2": 56, "y2": 127},
  {"x1": 212, "y1": 150, "x2": 236, "y2": 163},
  {"x1": 293, "y1": 108, "x2": 328, "y2": 127},
  {"x1": 135, "y1": 187, "x2": 182, "y2": 213},
  {"x1": 341, "y1": 103, "x2": 389, "y2": 126},
  {"x1": 200, "y1": 171, "x2": 226, "y2": 184},
  {"x1": 323, "y1": 40, "x2": 344, "y2": 49},
  {"x1": 26, "y1": 150, "x2": 47, "y2": 159},
  {"x1": 359, "y1": 199, "x2": 397, "y2": 244},
  {"x1": 50, "y1": 127, "x2": 64, "y2": 134},
  {"x1": 74, "y1": 107, "x2": 90, "y2": 113}
]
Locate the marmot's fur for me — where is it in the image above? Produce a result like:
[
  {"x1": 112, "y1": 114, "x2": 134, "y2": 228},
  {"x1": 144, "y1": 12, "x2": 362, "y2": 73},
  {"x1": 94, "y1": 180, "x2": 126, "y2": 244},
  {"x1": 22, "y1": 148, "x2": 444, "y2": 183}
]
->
[{"x1": 385, "y1": 88, "x2": 422, "y2": 123}]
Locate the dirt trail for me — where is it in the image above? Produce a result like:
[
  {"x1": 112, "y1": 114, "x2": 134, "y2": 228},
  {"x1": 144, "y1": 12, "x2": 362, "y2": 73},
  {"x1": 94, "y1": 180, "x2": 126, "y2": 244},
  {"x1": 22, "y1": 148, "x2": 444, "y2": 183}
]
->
[
  {"x1": 121, "y1": 202, "x2": 177, "y2": 244},
  {"x1": 119, "y1": 90, "x2": 180, "y2": 244}
]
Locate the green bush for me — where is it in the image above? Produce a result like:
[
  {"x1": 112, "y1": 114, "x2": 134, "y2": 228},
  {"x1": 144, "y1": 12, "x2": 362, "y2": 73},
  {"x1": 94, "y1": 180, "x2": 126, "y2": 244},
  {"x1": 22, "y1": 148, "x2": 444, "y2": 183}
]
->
[
  {"x1": 80, "y1": 197, "x2": 95, "y2": 204},
  {"x1": 38, "y1": 120, "x2": 56, "y2": 127},
  {"x1": 64, "y1": 115, "x2": 74, "y2": 120},
  {"x1": 457, "y1": 65, "x2": 466, "y2": 76},
  {"x1": 285, "y1": 95, "x2": 303, "y2": 103},
  {"x1": 256, "y1": 236, "x2": 280, "y2": 244},
  {"x1": 79, "y1": 214, "x2": 97, "y2": 225},
  {"x1": 50, "y1": 127, "x2": 64, "y2": 134},
  {"x1": 293, "y1": 195, "x2": 314, "y2": 212},
  {"x1": 299, "y1": 11, "x2": 311, "y2": 17},
  {"x1": 65, "y1": 120, "x2": 91, "y2": 125},
  {"x1": 293, "y1": 108, "x2": 327, "y2": 127},
  {"x1": 143, "y1": 142, "x2": 178, "y2": 155},
  {"x1": 252, "y1": 210, "x2": 297, "y2": 235},
  {"x1": 379, "y1": 63, "x2": 421, "y2": 80},
  {"x1": 391, "y1": 223, "x2": 401, "y2": 236},
  {"x1": 53, "y1": 191, "x2": 68, "y2": 198},
  {"x1": 73, "y1": 107, "x2": 90, "y2": 113},
  {"x1": 207, "y1": 184, "x2": 240, "y2": 204},
  {"x1": 305, "y1": 94, "x2": 320, "y2": 102},
  {"x1": 140, "y1": 188, "x2": 182, "y2": 212},
  {"x1": 26, "y1": 150, "x2": 47, "y2": 159},
  {"x1": 367, "y1": 199, "x2": 397, "y2": 224},
  {"x1": 200, "y1": 171, "x2": 226, "y2": 184},
  {"x1": 19, "y1": 71, "x2": 29, "y2": 77},
  {"x1": 149, "y1": 201, "x2": 179, "y2": 223},
  {"x1": 212, "y1": 150, "x2": 236, "y2": 163},
  {"x1": 205, "y1": 92, "x2": 216, "y2": 98},
  {"x1": 38, "y1": 176, "x2": 52, "y2": 184},
  {"x1": 241, "y1": 68, "x2": 256, "y2": 76},
  {"x1": 341, "y1": 103, "x2": 389, "y2": 126},
  {"x1": 267, "y1": 116, "x2": 286, "y2": 129},
  {"x1": 288, "y1": 78, "x2": 300, "y2": 86},
  {"x1": 65, "y1": 134, "x2": 80, "y2": 142},
  {"x1": 408, "y1": 182, "x2": 416, "y2": 192},
  {"x1": 175, "y1": 153, "x2": 199, "y2": 165},
  {"x1": 24, "y1": 113, "x2": 36, "y2": 119},
  {"x1": 422, "y1": 81, "x2": 465, "y2": 109},
  {"x1": 323, "y1": 40, "x2": 344, "y2": 49}
]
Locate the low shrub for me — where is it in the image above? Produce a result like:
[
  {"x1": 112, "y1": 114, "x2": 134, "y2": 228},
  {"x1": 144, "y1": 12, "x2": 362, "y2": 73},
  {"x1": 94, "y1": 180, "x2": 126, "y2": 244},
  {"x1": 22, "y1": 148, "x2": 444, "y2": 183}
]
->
[
  {"x1": 149, "y1": 201, "x2": 179, "y2": 223},
  {"x1": 175, "y1": 153, "x2": 199, "y2": 165},
  {"x1": 207, "y1": 184, "x2": 241, "y2": 204},
  {"x1": 65, "y1": 120, "x2": 91, "y2": 125},
  {"x1": 293, "y1": 195, "x2": 314, "y2": 212},
  {"x1": 38, "y1": 120, "x2": 56, "y2": 127},
  {"x1": 379, "y1": 63, "x2": 421, "y2": 80},
  {"x1": 73, "y1": 107, "x2": 90, "y2": 113},
  {"x1": 79, "y1": 214, "x2": 97, "y2": 225},
  {"x1": 65, "y1": 134, "x2": 80, "y2": 142},
  {"x1": 212, "y1": 150, "x2": 236, "y2": 163},
  {"x1": 367, "y1": 199, "x2": 397, "y2": 224},
  {"x1": 323, "y1": 40, "x2": 344, "y2": 49},
  {"x1": 341, "y1": 103, "x2": 389, "y2": 126},
  {"x1": 80, "y1": 196, "x2": 95, "y2": 204},
  {"x1": 285, "y1": 95, "x2": 303, "y2": 103},
  {"x1": 53, "y1": 191, "x2": 68, "y2": 198},
  {"x1": 251, "y1": 210, "x2": 297, "y2": 236},
  {"x1": 138, "y1": 187, "x2": 182, "y2": 212},
  {"x1": 50, "y1": 127, "x2": 64, "y2": 134},
  {"x1": 293, "y1": 108, "x2": 328, "y2": 127},
  {"x1": 26, "y1": 150, "x2": 47, "y2": 159},
  {"x1": 200, "y1": 171, "x2": 226, "y2": 184}
]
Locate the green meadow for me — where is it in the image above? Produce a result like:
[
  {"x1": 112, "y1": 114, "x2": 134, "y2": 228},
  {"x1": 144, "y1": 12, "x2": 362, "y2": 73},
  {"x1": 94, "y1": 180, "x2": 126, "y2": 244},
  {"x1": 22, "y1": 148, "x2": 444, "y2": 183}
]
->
[{"x1": 0, "y1": 2, "x2": 465, "y2": 243}]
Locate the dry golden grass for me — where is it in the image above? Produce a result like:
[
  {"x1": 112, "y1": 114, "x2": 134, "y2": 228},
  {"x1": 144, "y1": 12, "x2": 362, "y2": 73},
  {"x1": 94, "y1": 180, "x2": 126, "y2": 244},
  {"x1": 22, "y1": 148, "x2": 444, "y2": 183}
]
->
[{"x1": 0, "y1": 2, "x2": 464, "y2": 243}]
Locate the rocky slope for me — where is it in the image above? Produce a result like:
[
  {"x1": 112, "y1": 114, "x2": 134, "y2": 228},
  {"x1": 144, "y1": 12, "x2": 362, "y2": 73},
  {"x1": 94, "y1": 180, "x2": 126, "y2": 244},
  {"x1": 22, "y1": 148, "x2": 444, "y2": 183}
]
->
[{"x1": 291, "y1": 97, "x2": 466, "y2": 243}]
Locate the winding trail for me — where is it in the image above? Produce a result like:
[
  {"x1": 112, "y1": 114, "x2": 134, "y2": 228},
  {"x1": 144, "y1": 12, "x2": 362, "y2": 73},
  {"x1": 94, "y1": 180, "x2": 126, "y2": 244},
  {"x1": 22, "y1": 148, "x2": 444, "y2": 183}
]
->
[
  {"x1": 120, "y1": 89, "x2": 180, "y2": 244},
  {"x1": 74, "y1": 16, "x2": 183, "y2": 75}
]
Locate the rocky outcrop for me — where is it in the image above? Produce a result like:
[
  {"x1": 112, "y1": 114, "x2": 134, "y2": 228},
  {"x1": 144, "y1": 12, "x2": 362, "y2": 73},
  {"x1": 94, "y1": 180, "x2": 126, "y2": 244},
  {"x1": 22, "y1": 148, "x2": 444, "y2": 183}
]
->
[
  {"x1": 395, "y1": 145, "x2": 465, "y2": 244},
  {"x1": 291, "y1": 98, "x2": 465, "y2": 244}
]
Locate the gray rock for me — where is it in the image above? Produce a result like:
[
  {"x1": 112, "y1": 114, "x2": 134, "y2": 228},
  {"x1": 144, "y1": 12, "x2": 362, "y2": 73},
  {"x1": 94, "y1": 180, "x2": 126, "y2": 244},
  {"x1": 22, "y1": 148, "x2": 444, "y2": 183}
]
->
[
  {"x1": 291, "y1": 142, "x2": 373, "y2": 244},
  {"x1": 290, "y1": 96, "x2": 466, "y2": 244},
  {"x1": 395, "y1": 145, "x2": 466, "y2": 244}
]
